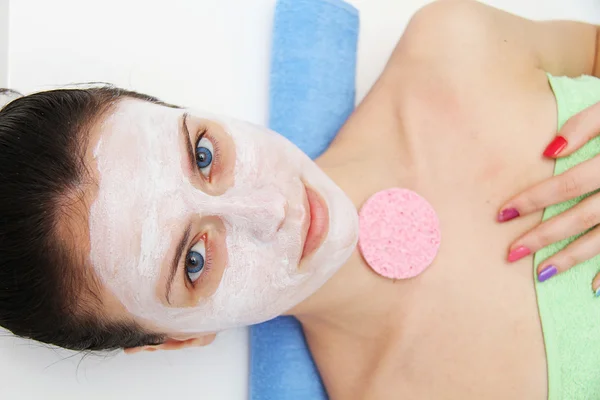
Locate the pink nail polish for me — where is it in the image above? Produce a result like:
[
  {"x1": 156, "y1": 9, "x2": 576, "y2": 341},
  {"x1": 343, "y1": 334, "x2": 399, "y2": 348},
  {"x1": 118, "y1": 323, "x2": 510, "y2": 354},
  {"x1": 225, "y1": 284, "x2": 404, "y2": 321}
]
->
[
  {"x1": 508, "y1": 246, "x2": 531, "y2": 262},
  {"x1": 543, "y1": 136, "x2": 568, "y2": 158},
  {"x1": 498, "y1": 208, "x2": 520, "y2": 222}
]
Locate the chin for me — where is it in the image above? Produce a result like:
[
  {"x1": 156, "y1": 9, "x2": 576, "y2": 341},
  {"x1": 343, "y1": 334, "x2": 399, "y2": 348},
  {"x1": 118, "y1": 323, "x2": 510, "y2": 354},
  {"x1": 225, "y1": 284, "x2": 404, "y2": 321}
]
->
[{"x1": 272, "y1": 172, "x2": 358, "y2": 318}]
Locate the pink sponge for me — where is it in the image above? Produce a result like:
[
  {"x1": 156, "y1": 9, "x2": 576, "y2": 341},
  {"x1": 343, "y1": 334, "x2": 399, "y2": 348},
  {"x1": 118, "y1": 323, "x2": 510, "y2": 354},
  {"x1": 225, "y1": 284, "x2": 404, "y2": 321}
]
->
[{"x1": 358, "y1": 188, "x2": 441, "y2": 279}]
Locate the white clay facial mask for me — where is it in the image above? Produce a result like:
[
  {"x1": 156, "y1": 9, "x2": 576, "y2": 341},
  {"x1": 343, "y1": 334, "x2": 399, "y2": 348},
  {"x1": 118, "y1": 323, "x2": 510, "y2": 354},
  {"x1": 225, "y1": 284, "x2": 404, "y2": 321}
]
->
[{"x1": 88, "y1": 100, "x2": 358, "y2": 333}]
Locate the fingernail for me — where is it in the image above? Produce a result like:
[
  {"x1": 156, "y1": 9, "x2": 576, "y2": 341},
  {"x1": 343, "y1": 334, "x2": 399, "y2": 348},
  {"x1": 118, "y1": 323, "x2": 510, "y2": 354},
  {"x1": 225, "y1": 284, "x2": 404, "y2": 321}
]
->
[
  {"x1": 498, "y1": 208, "x2": 520, "y2": 222},
  {"x1": 538, "y1": 265, "x2": 558, "y2": 282},
  {"x1": 595, "y1": 287, "x2": 600, "y2": 297},
  {"x1": 508, "y1": 246, "x2": 531, "y2": 262},
  {"x1": 543, "y1": 136, "x2": 568, "y2": 158}
]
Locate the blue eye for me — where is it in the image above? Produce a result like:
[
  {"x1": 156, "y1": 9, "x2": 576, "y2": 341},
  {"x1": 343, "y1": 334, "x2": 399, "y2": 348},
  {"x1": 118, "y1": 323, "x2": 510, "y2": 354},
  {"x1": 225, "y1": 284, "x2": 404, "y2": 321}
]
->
[
  {"x1": 185, "y1": 241, "x2": 206, "y2": 283},
  {"x1": 195, "y1": 136, "x2": 214, "y2": 177}
]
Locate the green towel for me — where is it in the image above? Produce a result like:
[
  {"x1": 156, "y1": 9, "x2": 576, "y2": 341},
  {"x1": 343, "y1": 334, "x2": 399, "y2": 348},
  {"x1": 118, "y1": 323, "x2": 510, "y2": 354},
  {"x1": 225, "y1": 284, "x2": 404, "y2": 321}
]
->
[{"x1": 537, "y1": 74, "x2": 600, "y2": 399}]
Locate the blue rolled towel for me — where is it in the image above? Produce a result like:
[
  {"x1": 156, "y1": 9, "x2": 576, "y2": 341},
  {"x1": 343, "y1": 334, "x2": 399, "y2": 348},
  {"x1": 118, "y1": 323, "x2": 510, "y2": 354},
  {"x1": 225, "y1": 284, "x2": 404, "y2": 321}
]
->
[
  {"x1": 268, "y1": 0, "x2": 359, "y2": 159},
  {"x1": 249, "y1": 0, "x2": 359, "y2": 399}
]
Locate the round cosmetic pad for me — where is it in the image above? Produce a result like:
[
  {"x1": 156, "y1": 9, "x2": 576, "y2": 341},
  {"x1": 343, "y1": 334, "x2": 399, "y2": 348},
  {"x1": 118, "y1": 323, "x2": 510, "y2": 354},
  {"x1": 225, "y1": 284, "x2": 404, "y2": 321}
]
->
[{"x1": 358, "y1": 188, "x2": 441, "y2": 279}]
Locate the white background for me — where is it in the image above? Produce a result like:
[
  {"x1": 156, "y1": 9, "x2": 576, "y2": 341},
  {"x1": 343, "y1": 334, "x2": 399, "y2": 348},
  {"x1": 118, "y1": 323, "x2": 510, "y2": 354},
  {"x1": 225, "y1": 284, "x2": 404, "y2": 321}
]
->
[{"x1": 0, "y1": 0, "x2": 599, "y2": 399}]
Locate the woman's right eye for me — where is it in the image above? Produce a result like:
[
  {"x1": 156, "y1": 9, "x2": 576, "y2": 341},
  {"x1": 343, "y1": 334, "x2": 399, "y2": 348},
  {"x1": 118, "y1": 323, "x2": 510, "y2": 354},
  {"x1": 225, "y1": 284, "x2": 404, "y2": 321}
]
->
[
  {"x1": 195, "y1": 134, "x2": 214, "y2": 178},
  {"x1": 185, "y1": 241, "x2": 206, "y2": 284}
]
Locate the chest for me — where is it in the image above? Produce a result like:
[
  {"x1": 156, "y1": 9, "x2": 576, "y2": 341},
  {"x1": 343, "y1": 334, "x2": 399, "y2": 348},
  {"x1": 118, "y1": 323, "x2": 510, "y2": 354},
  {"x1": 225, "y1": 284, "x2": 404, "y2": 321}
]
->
[{"x1": 339, "y1": 81, "x2": 558, "y2": 399}]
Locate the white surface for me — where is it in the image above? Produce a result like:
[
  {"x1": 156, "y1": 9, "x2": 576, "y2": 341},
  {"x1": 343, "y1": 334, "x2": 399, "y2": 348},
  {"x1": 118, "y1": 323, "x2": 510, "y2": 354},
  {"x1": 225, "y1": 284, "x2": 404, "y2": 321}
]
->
[
  {"x1": 0, "y1": 0, "x2": 7, "y2": 87},
  {"x1": 1, "y1": 0, "x2": 599, "y2": 399}
]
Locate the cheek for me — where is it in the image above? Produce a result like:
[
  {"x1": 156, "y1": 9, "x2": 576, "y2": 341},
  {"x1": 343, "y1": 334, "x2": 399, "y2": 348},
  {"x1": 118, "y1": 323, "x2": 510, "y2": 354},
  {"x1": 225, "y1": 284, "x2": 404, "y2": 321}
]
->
[
  {"x1": 227, "y1": 128, "x2": 289, "y2": 180},
  {"x1": 224, "y1": 227, "x2": 296, "y2": 274}
]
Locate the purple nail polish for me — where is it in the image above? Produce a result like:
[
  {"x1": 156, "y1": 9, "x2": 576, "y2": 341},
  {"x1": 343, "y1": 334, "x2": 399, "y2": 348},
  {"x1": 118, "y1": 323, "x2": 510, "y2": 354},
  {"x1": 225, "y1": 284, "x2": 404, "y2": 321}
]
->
[
  {"x1": 538, "y1": 265, "x2": 558, "y2": 282},
  {"x1": 498, "y1": 208, "x2": 520, "y2": 222}
]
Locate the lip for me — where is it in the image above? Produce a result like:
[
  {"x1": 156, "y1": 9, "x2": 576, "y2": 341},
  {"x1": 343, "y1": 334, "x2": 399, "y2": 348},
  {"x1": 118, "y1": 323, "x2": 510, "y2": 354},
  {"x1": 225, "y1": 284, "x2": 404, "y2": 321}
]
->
[{"x1": 300, "y1": 183, "x2": 329, "y2": 261}]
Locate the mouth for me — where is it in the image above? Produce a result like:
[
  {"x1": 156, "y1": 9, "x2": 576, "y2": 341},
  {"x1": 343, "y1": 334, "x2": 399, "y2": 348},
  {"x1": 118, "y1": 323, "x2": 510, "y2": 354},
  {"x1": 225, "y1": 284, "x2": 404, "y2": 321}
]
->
[{"x1": 300, "y1": 182, "x2": 329, "y2": 261}]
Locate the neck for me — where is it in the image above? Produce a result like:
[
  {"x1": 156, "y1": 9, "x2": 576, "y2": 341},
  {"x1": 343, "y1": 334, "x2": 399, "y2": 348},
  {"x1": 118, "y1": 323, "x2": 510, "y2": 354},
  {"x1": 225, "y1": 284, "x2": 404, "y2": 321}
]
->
[
  {"x1": 288, "y1": 85, "x2": 417, "y2": 341},
  {"x1": 289, "y1": 127, "x2": 406, "y2": 341}
]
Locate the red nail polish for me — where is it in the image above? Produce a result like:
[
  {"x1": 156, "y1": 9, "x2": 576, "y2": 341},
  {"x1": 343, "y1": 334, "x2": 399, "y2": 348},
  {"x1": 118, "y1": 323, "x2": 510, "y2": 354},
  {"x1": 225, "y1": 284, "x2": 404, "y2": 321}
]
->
[
  {"x1": 543, "y1": 136, "x2": 568, "y2": 158},
  {"x1": 508, "y1": 246, "x2": 531, "y2": 262},
  {"x1": 498, "y1": 208, "x2": 520, "y2": 222}
]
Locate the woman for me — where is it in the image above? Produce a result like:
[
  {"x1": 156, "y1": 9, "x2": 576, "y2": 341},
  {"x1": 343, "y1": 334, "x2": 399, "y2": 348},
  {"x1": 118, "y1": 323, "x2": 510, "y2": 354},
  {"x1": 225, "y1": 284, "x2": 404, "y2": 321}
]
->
[{"x1": 1, "y1": 1, "x2": 599, "y2": 398}]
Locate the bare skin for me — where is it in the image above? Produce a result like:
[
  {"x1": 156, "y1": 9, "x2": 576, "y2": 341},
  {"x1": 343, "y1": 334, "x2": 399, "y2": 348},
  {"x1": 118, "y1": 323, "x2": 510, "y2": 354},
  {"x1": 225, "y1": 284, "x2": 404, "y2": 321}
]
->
[
  {"x1": 287, "y1": 1, "x2": 600, "y2": 399},
  {"x1": 67, "y1": 0, "x2": 600, "y2": 397}
]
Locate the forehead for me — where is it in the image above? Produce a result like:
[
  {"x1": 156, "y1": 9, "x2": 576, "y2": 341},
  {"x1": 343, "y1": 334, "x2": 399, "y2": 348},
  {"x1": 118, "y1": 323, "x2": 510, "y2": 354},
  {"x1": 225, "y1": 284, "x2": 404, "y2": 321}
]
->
[
  {"x1": 58, "y1": 99, "x2": 186, "y2": 326},
  {"x1": 87, "y1": 98, "x2": 186, "y2": 231},
  {"x1": 86, "y1": 98, "x2": 188, "y2": 299},
  {"x1": 90, "y1": 98, "x2": 187, "y2": 226},
  {"x1": 86, "y1": 99, "x2": 184, "y2": 173},
  {"x1": 98, "y1": 99, "x2": 182, "y2": 141}
]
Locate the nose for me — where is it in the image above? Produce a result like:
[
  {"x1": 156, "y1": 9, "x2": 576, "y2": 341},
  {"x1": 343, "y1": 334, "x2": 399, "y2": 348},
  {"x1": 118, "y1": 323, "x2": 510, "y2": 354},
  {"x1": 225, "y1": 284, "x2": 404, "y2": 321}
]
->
[{"x1": 224, "y1": 189, "x2": 288, "y2": 242}]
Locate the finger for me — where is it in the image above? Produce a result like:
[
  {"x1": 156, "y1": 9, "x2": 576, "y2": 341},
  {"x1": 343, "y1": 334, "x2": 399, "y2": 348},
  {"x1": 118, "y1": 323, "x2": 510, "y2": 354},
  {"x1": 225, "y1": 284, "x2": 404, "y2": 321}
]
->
[
  {"x1": 497, "y1": 155, "x2": 600, "y2": 222},
  {"x1": 543, "y1": 101, "x2": 600, "y2": 158},
  {"x1": 535, "y1": 225, "x2": 600, "y2": 283},
  {"x1": 593, "y1": 273, "x2": 600, "y2": 297},
  {"x1": 507, "y1": 192, "x2": 600, "y2": 262}
]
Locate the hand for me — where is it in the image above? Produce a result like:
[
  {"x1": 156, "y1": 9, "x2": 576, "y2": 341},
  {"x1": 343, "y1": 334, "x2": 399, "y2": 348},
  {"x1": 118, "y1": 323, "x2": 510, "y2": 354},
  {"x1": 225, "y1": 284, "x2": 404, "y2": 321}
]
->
[{"x1": 497, "y1": 101, "x2": 600, "y2": 295}]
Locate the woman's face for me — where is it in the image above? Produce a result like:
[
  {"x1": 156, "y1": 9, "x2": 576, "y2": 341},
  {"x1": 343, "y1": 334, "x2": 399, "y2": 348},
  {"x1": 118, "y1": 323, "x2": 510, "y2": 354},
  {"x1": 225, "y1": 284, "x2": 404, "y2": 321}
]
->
[{"x1": 86, "y1": 99, "x2": 358, "y2": 334}]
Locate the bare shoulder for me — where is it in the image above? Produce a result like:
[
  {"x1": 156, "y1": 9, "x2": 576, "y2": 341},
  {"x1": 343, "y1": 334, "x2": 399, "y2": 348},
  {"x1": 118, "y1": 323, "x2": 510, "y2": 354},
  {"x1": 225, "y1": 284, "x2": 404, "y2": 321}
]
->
[
  {"x1": 383, "y1": 0, "x2": 598, "y2": 91},
  {"x1": 394, "y1": 0, "x2": 510, "y2": 61},
  {"x1": 343, "y1": 0, "x2": 562, "y2": 155},
  {"x1": 384, "y1": 0, "x2": 547, "y2": 88},
  {"x1": 364, "y1": 0, "x2": 557, "y2": 128}
]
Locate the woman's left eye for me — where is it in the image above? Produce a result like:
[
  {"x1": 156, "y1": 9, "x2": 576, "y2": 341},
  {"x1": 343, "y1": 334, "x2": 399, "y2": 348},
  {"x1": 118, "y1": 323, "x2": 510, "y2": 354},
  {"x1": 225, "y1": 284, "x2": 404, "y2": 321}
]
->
[
  {"x1": 195, "y1": 135, "x2": 214, "y2": 178},
  {"x1": 185, "y1": 241, "x2": 206, "y2": 284}
]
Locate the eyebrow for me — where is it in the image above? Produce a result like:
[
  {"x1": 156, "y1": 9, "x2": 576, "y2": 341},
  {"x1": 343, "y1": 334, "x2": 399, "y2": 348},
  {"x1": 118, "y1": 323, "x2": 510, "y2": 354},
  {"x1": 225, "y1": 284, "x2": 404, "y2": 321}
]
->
[
  {"x1": 181, "y1": 112, "x2": 195, "y2": 171},
  {"x1": 164, "y1": 114, "x2": 195, "y2": 305},
  {"x1": 166, "y1": 222, "x2": 192, "y2": 305}
]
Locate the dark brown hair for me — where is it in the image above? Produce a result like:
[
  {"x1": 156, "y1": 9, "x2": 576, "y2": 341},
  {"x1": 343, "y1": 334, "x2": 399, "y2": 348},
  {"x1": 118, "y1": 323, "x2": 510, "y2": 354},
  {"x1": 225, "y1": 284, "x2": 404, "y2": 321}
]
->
[{"x1": 0, "y1": 85, "x2": 169, "y2": 350}]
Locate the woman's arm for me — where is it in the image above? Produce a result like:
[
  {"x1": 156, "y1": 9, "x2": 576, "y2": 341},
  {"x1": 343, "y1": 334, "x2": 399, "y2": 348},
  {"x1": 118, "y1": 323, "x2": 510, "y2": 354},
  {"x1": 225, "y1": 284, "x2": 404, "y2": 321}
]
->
[
  {"x1": 386, "y1": 1, "x2": 600, "y2": 290},
  {"x1": 396, "y1": 0, "x2": 600, "y2": 79}
]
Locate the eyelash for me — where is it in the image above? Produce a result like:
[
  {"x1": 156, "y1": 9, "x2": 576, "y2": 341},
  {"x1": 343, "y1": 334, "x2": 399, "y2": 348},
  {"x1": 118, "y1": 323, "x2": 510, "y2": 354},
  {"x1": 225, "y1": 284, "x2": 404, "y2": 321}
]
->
[
  {"x1": 193, "y1": 128, "x2": 221, "y2": 181},
  {"x1": 182, "y1": 124, "x2": 221, "y2": 289},
  {"x1": 185, "y1": 235, "x2": 214, "y2": 287}
]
